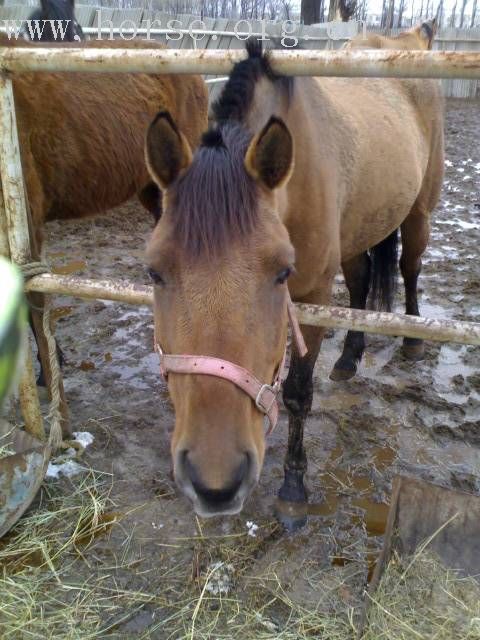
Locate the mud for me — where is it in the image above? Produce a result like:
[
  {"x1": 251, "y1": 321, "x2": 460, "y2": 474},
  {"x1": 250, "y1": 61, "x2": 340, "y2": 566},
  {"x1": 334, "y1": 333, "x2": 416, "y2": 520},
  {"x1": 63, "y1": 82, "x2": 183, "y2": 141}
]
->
[{"x1": 31, "y1": 99, "x2": 480, "y2": 635}]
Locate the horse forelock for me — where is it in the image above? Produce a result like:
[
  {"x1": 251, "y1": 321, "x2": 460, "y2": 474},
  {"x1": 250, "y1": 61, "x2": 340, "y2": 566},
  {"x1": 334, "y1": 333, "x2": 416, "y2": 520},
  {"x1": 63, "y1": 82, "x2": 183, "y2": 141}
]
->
[{"x1": 169, "y1": 124, "x2": 258, "y2": 259}]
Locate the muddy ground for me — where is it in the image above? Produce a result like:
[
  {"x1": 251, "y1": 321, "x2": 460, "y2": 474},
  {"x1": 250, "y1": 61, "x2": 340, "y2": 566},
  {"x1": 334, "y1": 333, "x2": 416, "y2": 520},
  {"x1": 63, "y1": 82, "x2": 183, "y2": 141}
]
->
[{"x1": 28, "y1": 99, "x2": 480, "y2": 636}]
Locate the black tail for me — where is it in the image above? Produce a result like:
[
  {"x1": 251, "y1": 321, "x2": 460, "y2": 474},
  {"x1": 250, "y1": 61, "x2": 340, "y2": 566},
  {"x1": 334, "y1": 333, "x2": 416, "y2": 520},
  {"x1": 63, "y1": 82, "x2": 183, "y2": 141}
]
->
[{"x1": 368, "y1": 229, "x2": 399, "y2": 312}]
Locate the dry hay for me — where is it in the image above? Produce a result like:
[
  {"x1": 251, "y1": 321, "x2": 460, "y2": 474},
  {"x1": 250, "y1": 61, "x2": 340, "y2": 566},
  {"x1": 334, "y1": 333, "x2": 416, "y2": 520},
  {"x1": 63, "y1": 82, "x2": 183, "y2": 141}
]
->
[
  {"x1": 0, "y1": 463, "x2": 479, "y2": 639},
  {"x1": 364, "y1": 550, "x2": 480, "y2": 640}
]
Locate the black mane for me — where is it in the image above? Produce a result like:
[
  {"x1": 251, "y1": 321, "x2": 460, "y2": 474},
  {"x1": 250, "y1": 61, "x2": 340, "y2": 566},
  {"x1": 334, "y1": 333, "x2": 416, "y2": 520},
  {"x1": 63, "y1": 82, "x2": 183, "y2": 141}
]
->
[
  {"x1": 212, "y1": 39, "x2": 293, "y2": 125},
  {"x1": 169, "y1": 40, "x2": 293, "y2": 258}
]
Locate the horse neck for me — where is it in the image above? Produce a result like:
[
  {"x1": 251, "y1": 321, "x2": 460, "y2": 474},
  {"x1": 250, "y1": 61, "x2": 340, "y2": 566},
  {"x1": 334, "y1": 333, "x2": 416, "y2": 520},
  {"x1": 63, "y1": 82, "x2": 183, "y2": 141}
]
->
[{"x1": 243, "y1": 76, "x2": 290, "y2": 135}]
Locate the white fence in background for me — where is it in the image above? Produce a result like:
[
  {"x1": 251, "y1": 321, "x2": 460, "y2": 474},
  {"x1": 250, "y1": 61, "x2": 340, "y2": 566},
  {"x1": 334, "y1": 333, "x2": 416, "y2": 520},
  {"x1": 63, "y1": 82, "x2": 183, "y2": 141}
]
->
[{"x1": 0, "y1": 5, "x2": 479, "y2": 96}]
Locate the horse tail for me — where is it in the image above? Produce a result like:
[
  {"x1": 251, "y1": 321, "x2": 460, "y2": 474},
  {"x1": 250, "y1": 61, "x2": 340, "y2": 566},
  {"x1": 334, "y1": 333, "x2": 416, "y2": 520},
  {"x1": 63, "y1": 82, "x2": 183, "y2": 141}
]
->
[{"x1": 369, "y1": 229, "x2": 399, "y2": 312}]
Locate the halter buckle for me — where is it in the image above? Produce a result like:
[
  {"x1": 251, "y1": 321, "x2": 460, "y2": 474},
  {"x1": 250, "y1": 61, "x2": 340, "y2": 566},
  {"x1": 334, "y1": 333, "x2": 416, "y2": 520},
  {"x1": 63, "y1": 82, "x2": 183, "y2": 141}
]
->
[{"x1": 255, "y1": 383, "x2": 279, "y2": 415}]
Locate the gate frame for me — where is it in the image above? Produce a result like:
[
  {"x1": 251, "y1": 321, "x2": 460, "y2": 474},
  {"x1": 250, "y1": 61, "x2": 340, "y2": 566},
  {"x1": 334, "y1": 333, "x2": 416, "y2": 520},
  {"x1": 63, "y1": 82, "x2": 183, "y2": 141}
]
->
[{"x1": 1, "y1": 46, "x2": 480, "y2": 439}]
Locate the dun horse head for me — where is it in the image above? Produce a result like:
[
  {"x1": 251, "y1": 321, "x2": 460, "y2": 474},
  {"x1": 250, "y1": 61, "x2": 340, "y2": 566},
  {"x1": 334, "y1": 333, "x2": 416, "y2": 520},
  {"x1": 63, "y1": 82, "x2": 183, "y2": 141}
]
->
[{"x1": 145, "y1": 112, "x2": 295, "y2": 517}]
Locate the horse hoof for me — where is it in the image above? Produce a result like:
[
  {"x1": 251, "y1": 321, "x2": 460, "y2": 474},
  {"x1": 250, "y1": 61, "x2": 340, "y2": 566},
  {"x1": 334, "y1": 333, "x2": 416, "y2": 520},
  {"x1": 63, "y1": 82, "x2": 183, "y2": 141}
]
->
[
  {"x1": 402, "y1": 341, "x2": 425, "y2": 361},
  {"x1": 274, "y1": 499, "x2": 308, "y2": 532},
  {"x1": 329, "y1": 366, "x2": 356, "y2": 381}
]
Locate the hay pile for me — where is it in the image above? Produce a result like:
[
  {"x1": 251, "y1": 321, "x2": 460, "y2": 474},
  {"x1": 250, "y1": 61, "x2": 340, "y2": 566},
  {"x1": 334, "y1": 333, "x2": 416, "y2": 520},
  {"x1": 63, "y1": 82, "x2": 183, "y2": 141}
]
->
[
  {"x1": 1, "y1": 467, "x2": 479, "y2": 639},
  {"x1": 364, "y1": 550, "x2": 480, "y2": 640}
]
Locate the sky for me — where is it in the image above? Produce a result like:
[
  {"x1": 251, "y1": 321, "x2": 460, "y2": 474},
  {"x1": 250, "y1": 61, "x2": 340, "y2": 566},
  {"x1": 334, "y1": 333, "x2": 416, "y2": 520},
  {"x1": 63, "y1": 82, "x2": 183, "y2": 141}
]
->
[{"x1": 366, "y1": 0, "x2": 472, "y2": 18}]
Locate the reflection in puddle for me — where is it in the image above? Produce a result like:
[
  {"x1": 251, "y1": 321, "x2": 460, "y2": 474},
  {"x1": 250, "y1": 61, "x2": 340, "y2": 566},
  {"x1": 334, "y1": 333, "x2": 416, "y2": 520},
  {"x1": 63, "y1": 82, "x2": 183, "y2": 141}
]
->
[
  {"x1": 51, "y1": 305, "x2": 73, "y2": 327},
  {"x1": 53, "y1": 260, "x2": 87, "y2": 275}
]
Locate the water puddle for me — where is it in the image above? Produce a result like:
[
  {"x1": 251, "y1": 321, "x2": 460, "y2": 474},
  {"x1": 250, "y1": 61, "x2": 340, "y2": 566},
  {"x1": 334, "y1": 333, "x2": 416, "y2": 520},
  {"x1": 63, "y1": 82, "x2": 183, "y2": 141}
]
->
[
  {"x1": 53, "y1": 260, "x2": 87, "y2": 275},
  {"x1": 51, "y1": 305, "x2": 73, "y2": 328}
]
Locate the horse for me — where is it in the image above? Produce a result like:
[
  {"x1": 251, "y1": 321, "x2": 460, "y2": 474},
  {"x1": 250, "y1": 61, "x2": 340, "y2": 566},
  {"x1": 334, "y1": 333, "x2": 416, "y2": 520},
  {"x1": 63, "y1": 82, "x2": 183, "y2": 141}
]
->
[
  {"x1": 347, "y1": 18, "x2": 437, "y2": 50},
  {"x1": 25, "y1": 0, "x2": 84, "y2": 42},
  {"x1": 0, "y1": 1, "x2": 208, "y2": 434},
  {"x1": 143, "y1": 28, "x2": 444, "y2": 524}
]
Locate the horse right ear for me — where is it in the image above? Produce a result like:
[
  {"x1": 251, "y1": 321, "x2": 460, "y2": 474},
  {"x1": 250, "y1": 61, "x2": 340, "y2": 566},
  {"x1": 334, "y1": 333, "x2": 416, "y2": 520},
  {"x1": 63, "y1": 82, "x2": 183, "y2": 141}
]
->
[
  {"x1": 244, "y1": 116, "x2": 294, "y2": 190},
  {"x1": 145, "y1": 111, "x2": 192, "y2": 190},
  {"x1": 420, "y1": 19, "x2": 437, "y2": 48}
]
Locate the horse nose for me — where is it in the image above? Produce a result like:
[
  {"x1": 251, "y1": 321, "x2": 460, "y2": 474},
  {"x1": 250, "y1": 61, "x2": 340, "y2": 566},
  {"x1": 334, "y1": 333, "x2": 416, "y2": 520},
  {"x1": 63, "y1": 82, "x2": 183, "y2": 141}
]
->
[{"x1": 178, "y1": 451, "x2": 251, "y2": 513}]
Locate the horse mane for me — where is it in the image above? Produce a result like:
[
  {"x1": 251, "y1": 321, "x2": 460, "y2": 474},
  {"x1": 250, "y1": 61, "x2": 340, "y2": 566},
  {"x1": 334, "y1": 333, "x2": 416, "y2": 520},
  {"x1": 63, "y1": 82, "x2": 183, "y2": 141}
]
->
[
  {"x1": 166, "y1": 40, "x2": 293, "y2": 259},
  {"x1": 211, "y1": 39, "x2": 293, "y2": 125}
]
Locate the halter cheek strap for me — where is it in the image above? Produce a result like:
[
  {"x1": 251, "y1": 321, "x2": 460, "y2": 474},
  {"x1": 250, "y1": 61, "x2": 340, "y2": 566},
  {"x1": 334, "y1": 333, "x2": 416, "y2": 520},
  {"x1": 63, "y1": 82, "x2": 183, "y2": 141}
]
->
[{"x1": 154, "y1": 293, "x2": 307, "y2": 435}]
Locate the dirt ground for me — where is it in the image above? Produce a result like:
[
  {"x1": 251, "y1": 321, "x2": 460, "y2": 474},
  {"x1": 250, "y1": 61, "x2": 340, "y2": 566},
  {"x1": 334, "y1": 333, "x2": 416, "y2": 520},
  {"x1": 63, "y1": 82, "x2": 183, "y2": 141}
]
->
[{"x1": 31, "y1": 98, "x2": 480, "y2": 636}]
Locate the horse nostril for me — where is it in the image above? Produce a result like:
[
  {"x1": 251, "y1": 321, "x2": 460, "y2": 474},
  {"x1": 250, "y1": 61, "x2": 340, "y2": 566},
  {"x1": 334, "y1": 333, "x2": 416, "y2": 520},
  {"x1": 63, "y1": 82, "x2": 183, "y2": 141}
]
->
[{"x1": 184, "y1": 454, "x2": 250, "y2": 506}]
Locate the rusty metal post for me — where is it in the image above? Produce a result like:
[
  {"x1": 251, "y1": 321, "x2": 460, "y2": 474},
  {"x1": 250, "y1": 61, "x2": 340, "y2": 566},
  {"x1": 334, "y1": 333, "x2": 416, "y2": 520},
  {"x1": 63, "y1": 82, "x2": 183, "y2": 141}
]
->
[
  {"x1": 0, "y1": 74, "x2": 45, "y2": 440},
  {"x1": 23, "y1": 273, "x2": 480, "y2": 347}
]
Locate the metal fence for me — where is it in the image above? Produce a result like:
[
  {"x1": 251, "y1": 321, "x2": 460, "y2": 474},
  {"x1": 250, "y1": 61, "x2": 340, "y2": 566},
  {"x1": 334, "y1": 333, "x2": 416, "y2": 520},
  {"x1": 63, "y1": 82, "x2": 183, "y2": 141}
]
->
[
  {"x1": 0, "y1": 45, "x2": 480, "y2": 441},
  {"x1": 0, "y1": 5, "x2": 479, "y2": 96}
]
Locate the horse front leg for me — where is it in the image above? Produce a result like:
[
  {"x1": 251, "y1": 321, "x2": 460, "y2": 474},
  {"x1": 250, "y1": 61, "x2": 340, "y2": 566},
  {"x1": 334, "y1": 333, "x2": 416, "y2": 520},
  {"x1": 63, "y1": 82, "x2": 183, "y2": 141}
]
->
[
  {"x1": 331, "y1": 252, "x2": 371, "y2": 381},
  {"x1": 276, "y1": 323, "x2": 327, "y2": 531}
]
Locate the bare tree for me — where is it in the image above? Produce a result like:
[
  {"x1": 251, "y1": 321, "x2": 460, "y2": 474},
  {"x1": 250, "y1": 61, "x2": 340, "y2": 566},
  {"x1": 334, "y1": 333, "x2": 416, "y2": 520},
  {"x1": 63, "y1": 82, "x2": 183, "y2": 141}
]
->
[
  {"x1": 435, "y1": 0, "x2": 444, "y2": 26},
  {"x1": 301, "y1": 0, "x2": 321, "y2": 23},
  {"x1": 328, "y1": 0, "x2": 338, "y2": 20},
  {"x1": 459, "y1": 0, "x2": 468, "y2": 26},
  {"x1": 339, "y1": 0, "x2": 356, "y2": 19},
  {"x1": 386, "y1": 0, "x2": 395, "y2": 27},
  {"x1": 397, "y1": 0, "x2": 405, "y2": 25},
  {"x1": 449, "y1": 0, "x2": 457, "y2": 25},
  {"x1": 471, "y1": 0, "x2": 478, "y2": 25},
  {"x1": 354, "y1": 0, "x2": 368, "y2": 21}
]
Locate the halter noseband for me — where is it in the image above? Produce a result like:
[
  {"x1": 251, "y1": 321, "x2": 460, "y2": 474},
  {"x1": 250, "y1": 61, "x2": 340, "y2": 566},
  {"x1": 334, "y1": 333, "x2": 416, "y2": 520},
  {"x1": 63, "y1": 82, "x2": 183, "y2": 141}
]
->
[{"x1": 154, "y1": 294, "x2": 307, "y2": 435}]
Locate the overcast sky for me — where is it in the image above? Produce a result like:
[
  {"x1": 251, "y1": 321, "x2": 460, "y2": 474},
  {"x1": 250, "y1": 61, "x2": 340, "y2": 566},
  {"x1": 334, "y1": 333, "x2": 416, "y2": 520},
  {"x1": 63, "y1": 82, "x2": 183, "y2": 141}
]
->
[{"x1": 367, "y1": 0, "x2": 474, "y2": 17}]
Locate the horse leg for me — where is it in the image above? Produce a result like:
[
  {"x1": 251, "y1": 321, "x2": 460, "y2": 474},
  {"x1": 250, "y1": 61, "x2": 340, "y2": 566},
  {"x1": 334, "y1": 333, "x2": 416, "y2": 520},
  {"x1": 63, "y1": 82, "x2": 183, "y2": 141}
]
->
[
  {"x1": 276, "y1": 319, "x2": 330, "y2": 531},
  {"x1": 24, "y1": 158, "x2": 71, "y2": 436},
  {"x1": 400, "y1": 207, "x2": 430, "y2": 360},
  {"x1": 330, "y1": 252, "x2": 371, "y2": 381},
  {"x1": 28, "y1": 292, "x2": 71, "y2": 437}
]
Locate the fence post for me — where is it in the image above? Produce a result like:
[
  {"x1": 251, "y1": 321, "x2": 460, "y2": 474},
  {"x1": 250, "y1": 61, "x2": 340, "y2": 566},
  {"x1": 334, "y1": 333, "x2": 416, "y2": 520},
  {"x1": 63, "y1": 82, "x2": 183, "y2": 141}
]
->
[
  {"x1": 0, "y1": 73, "x2": 48, "y2": 440},
  {"x1": 0, "y1": 164, "x2": 44, "y2": 439}
]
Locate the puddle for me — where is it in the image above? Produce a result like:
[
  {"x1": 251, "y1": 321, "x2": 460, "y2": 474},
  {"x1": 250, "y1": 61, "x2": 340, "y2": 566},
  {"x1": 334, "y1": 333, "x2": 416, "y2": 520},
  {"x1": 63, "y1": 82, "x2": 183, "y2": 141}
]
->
[
  {"x1": 51, "y1": 305, "x2": 73, "y2": 325},
  {"x1": 53, "y1": 260, "x2": 87, "y2": 275}
]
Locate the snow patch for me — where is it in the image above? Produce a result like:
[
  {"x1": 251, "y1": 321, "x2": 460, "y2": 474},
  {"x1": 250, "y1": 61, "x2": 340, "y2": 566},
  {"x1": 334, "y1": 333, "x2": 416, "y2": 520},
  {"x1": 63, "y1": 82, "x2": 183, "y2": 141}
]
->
[
  {"x1": 246, "y1": 520, "x2": 259, "y2": 537},
  {"x1": 46, "y1": 431, "x2": 94, "y2": 479}
]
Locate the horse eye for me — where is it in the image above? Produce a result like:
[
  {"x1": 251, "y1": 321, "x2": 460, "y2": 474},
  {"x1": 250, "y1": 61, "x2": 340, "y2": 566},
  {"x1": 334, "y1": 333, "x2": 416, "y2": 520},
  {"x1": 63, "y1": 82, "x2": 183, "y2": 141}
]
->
[
  {"x1": 147, "y1": 268, "x2": 164, "y2": 285},
  {"x1": 275, "y1": 266, "x2": 293, "y2": 285}
]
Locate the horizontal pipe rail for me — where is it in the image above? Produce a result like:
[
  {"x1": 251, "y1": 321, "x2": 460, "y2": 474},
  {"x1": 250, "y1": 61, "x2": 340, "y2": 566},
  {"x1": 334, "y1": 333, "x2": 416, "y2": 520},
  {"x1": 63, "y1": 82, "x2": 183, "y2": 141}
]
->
[
  {"x1": 0, "y1": 47, "x2": 479, "y2": 78},
  {"x1": 25, "y1": 273, "x2": 480, "y2": 346}
]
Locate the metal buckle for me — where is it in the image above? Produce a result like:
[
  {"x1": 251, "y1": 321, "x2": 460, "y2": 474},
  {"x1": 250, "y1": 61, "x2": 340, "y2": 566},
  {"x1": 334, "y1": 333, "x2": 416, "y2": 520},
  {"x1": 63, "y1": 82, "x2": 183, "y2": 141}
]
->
[
  {"x1": 155, "y1": 342, "x2": 168, "y2": 378},
  {"x1": 255, "y1": 384, "x2": 277, "y2": 414}
]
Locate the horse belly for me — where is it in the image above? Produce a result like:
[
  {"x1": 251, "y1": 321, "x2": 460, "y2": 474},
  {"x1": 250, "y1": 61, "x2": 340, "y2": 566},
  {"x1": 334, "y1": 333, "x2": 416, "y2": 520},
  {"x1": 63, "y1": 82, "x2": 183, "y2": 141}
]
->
[{"x1": 339, "y1": 103, "x2": 429, "y2": 260}]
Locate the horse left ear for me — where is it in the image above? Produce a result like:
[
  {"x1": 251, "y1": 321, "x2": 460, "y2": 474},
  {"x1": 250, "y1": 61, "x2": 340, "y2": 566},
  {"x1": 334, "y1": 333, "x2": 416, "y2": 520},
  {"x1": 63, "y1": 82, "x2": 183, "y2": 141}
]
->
[
  {"x1": 244, "y1": 116, "x2": 294, "y2": 190},
  {"x1": 145, "y1": 111, "x2": 193, "y2": 190}
]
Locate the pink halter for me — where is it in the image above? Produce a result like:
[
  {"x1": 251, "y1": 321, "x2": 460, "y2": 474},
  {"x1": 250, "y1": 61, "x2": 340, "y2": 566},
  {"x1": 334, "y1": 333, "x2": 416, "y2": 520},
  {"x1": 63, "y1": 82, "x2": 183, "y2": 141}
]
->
[{"x1": 154, "y1": 294, "x2": 307, "y2": 435}]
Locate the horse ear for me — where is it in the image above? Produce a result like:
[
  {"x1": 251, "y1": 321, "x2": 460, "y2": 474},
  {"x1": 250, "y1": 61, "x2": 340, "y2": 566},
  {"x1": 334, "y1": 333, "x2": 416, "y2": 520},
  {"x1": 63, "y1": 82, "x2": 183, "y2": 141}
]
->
[
  {"x1": 145, "y1": 111, "x2": 192, "y2": 190},
  {"x1": 244, "y1": 116, "x2": 294, "y2": 190},
  {"x1": 420, "y1": 19, "x2": 436, "y2": 48}
]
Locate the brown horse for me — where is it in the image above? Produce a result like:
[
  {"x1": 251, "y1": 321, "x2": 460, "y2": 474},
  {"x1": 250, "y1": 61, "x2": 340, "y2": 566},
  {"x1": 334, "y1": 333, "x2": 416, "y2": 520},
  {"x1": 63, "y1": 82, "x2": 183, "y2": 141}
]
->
[
  {"x1": 1, "y1": 14, "x2": 208, "y2": 431},
  {"x1": 144, "y1": 35, "x2": 444, "y2": 523},
  {"x1": 347, "y1": 18, "x2": 437, "y2": 50}
]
